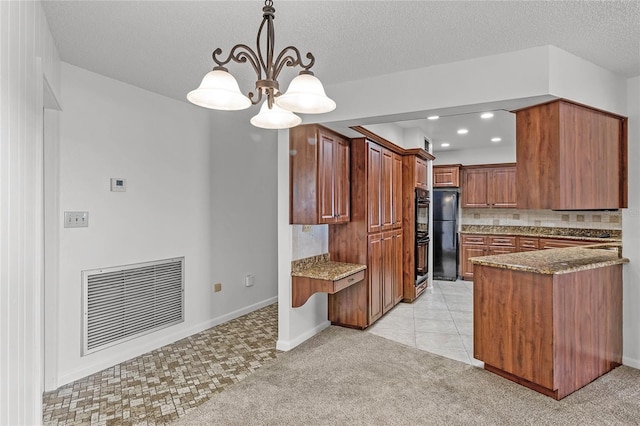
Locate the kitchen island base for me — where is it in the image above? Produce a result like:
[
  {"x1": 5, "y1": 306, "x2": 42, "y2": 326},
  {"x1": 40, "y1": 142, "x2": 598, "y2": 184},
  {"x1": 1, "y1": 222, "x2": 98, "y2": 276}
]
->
[{"x1": 473, "y1": 261, "x2": 623, "y2": 400}]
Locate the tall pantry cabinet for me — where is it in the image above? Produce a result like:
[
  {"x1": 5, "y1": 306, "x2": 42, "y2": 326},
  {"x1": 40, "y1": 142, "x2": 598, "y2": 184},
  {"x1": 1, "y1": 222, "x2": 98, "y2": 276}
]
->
[{"x1": 329, "y1": 138, "x2": 403, "y2": 328}]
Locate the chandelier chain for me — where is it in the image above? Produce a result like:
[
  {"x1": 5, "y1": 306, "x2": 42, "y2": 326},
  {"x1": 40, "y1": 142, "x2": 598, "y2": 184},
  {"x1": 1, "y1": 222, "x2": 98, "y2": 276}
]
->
[{"x1": 209, "y1": 0, "x2": 315, "y2": 108}]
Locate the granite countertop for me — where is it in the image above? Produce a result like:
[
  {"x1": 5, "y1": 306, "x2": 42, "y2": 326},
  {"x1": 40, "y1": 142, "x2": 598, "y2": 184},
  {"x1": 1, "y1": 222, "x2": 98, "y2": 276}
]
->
[
  {"x1": 460, "y1": 225, "x2": 621, "y2": 242},
  {"x1": 470, "y1": 244, "x2": 629, "y2": 275},
  {"x1": 291, "y1": 253, "x2": 366, "y2": 281}
]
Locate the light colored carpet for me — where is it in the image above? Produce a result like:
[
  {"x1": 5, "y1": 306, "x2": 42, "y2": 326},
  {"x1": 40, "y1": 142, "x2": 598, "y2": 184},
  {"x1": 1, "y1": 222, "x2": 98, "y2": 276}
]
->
[{"x1": 173, "y1": 326, "x2": 640, "y2": 425}]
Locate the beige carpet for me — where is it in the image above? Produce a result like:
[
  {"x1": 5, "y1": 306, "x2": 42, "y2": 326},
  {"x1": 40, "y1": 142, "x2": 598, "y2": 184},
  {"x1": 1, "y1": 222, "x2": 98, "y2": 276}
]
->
[{"x1": 173, "y1": 326, "x2": 640, "y2": 425}]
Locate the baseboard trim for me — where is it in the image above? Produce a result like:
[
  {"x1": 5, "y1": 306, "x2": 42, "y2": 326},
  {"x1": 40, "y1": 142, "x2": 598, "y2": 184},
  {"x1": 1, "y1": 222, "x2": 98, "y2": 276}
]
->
[
  {"x1": 57, "y1": 296, "x2": 278, "y2": 387},
  {"x1": 276, "y1": 320, "x2": 331, "y2": 351},
  {"x1": 622, "y1": 355, "x2": 640, "y2": 370}
]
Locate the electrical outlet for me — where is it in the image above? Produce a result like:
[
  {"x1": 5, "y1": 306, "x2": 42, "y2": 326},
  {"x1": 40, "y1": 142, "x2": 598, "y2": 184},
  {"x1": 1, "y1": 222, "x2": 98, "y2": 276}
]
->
[
  {"x1": 214, "y1": 283, "x2": 222, "y2": 292},
  {"x1": 245, "y1": 274, "x2": 255, "y2": 287},
  {"x1": 302, "y1": 225, "x2": 312, "y2": 232},
  {"x1": 64, "y1": 211, "x2": 89, "y2": 228}
]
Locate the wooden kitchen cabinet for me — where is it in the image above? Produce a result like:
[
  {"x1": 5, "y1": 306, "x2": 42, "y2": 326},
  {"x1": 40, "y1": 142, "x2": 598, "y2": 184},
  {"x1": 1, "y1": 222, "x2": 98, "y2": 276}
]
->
[
  {"x1": 402, "y1": 151, "x2": 435, "y2": 302},
  {"x1": 329, "y1": 137, "x2": 406, "y2": 328},
  {"x1": 539, "y1": 238, "x2": 600, "y2": 249},
  {"x1": 392, "y1": 153, "x2": 403, "y2": 230},
  {"x1": 392, "y1": 229, "x2": 404, "y2": 304},
  {"x1": 433, "y1": 165, "x2": 460, "y2": 188},
  {"x1": 461, "y1": 233, "x2": 609, "y2": 279},
  {"x1": 368, "y1": 141, "x2": 402, "y2": 232},
  {"x1": 474, "y1": 262, "x2": 623, "y2": 399},
  {"x1": 368, "y1": 233, "x2": 383, "y2": 323},
  {"x1": 290, "y1": 124, "x2": 350, "y2": 224},
  {"x1": 515, "y1": 99, "x2": 627, "y2": 210},
  {"x1": 367, "y1": 142, "x2": 383, "y2": 233},
  {"x1": 461, "y1": 244, "x2": 486, "y2": 280},
  {"x1": 518, "y1": 237, "x2": 540, "y2": 252},
  {"x1": 461, "y1": 164, "x2": 516, "y2": 208},
  {"x1": 368, "y1": 229, "x2": 403, "y2": 323},
  {"x1": 415, "y1": 157, "x2": 429, "y2": 188},
  {"x1": 460, "y1": 234, "x2": 517, "y2": 280}
]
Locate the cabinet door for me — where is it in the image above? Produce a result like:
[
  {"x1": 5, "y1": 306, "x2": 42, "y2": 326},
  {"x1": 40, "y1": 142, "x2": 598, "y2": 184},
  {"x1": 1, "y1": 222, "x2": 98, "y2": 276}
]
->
[
  {"x1": 392, "y1": 153, "x2": 403, "y2": 229},
  {"x1": 368, "y1": 233, "x2": 383, "y2": 323},
  {"x1": 415, "y1": 158, "x2": 428, "y2": 188},
  {"x1": 368, "y1": 143, "x2": 382, "y2": 233},
  {"x1": 433, "y1": 166, "x2": 460, "y2": 188},
  {"x1": 393, "y1": 230, "x2": 404, "y2": 304},
  {"x1": 334, "y1": 137, "x2": 350, "y2": 223},
  {"x1": 488, "y1": 167, "x2": 516, "y2": 208},
  {"x1": 461, "y1": 245, "x2": 485, "y2": 279},
  {"x1": 317, "y1": 132, "x2": 336, "y2": 223},
  {"x1": 462, "y1": 168, "x2": 489, "y2": 207},
  {"x1": 381, "y1": 148, "x2": 394, "y2": 231},
  {"x1": 381, "y1": 231, "x2": 394, "y2": 314}
]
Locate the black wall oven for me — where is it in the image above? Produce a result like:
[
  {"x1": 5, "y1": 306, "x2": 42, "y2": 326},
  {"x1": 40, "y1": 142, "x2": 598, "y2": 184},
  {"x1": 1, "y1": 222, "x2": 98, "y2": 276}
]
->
[{"x1": 415, "y1": 188, "x2": 430, "y2": 286}]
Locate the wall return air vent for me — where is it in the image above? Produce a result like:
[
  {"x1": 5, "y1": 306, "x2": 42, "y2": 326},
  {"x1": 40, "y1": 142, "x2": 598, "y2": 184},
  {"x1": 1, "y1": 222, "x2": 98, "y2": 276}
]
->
[{"x1": 82, "y1": 257, "x2": 184, "y2": 356}]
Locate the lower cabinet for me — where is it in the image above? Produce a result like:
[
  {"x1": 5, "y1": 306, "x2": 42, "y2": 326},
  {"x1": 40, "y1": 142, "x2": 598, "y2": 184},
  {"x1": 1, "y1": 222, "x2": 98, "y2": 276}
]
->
[
  {"x1": 460, "y1": 234, "x2": 605, "y2": 280},
  {"x1": 460, "y1": 235, "x2": 517, "y2": 280},
  {"x1": 369, "y1": 230, "x2": 403, "y2": 324},
  {"x1": 329, "y1": 226, "x2": 403, "y2": 328}
]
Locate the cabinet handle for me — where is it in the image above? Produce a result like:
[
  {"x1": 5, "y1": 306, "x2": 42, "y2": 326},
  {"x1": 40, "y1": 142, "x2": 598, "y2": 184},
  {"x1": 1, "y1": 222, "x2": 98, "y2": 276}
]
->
[{"x1": 348, "y1": 278, "x2": 355, "y2": 282}]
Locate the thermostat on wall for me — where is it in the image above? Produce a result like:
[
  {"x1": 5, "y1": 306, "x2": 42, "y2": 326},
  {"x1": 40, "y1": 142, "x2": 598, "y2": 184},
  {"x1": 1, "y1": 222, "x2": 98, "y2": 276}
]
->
[{"x1": 110, "y1": 178, "x2": 127, "y2": 192}]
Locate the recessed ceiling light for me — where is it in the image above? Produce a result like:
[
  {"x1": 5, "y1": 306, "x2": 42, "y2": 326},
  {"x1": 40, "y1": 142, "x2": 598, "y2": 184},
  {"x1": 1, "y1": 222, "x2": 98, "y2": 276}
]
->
[
  {"x1": 491, "y1": 137, "x2": 502, "y2": 142},
  {"x1": 427, "y1": 115, "x2": 439, "y2": 120},
  {"x1": 481, "y1": 112, "x2": 494, "y2": 119},
  {"x1": 441, "y1": 143, "x2": 450, "y2": 147},
  {"x1": 457, "y1": 129, "x2": 468, "y2": 135}
]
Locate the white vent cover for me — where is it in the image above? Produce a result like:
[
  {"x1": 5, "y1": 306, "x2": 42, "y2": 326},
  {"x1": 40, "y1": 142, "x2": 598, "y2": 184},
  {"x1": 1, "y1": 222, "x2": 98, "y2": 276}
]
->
[{"x1": 82, "y1": 257, "x2": 184, "y2": 355}]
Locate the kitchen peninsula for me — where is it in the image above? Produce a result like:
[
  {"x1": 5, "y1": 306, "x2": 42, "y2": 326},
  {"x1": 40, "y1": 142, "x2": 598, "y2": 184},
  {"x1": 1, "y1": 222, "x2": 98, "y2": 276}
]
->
[{"x1": 472, "y1": 244, "x2": 628, "y2": 400}]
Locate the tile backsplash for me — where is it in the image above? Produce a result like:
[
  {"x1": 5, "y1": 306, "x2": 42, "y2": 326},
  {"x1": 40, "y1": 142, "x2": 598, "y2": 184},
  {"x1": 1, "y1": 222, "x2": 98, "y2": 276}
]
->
[{"x1": 461, "y1": 208, "x2": 622, "y2": 230}]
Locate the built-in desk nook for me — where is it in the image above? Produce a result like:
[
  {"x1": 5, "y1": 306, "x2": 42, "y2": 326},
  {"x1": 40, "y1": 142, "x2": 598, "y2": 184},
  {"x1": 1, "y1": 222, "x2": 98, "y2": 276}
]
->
[
  {"x1": 291, "y1": 254, "x2": 366, "y2": 308},
  {"x1": 471, "y1": 244, "x2": 628, "y2": 400}
]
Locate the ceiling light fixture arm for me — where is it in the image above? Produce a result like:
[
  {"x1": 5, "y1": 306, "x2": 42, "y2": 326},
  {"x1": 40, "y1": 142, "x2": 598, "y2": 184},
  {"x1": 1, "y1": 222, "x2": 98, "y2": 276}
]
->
[{"x1": 209, "y1": 0, "x2": 316, "y2": 109}]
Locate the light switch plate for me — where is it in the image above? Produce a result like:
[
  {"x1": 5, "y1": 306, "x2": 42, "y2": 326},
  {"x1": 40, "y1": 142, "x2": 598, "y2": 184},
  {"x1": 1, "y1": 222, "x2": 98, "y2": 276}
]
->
[{"x1": 64, "y1": 211, "x2": 89, "y2": 228}]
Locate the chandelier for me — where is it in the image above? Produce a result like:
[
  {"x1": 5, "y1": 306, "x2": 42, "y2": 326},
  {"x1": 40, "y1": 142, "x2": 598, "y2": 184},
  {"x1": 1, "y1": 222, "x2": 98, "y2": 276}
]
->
[{"x1": 187, "y1": 0, "x2": 336, "y2": 129}]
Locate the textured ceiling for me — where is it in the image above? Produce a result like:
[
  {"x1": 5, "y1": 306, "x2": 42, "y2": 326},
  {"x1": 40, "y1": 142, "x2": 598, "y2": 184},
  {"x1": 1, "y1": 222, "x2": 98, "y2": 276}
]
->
[{"x1": 42, "y1": 0, "x2": 640, "y2": 151}]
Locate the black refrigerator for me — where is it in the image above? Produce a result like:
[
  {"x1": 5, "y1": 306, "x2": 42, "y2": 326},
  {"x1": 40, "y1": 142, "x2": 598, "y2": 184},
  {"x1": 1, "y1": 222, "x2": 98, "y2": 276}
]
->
[{"x1": 433, "y1": 190, "x2": 458, "y2": 281}]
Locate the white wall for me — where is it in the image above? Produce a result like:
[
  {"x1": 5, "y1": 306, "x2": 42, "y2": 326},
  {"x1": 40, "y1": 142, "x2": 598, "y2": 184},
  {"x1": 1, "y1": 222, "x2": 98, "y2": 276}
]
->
[
  {"x1": 549, "y1": 46, "x2": 628, "y2": 115},
  {"x1": 277, "y1": 132, "x2": 330, "y2": 352},
  {"x1": 403, "y1": 127, "x2": 428, "y2": 150},
  {"x1": 362, "y1": 123, "x2": 406, "y2": 147},
  {"x1": 55, "y1": 63, "x2": 278, "y2": 386},
  {"x1": 433, "y1": 145, "x2": 516, "y2": 165},
  {"x1": 0, "y1": 1, "x2": 61, "y2": 424},
  {"x1": 319, "y1": 46, "x2": 552, "y2": 125},
  {"x1": 623, "y1": 76, "x2": 640, "y2": 368},
  {"x1": 208, "y1": 106, "x2": 279, "y2": 315}
]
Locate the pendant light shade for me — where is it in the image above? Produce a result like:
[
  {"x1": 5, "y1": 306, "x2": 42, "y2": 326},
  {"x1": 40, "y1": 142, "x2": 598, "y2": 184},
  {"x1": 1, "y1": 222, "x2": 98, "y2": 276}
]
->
[
  {"x1": 186, "y1": 69, "x2": 251, "y2": 111},
  {"x1": 276, "y1": 73, "x2": 336, "y2": 114},
  {"x1": 250, "y1": 100, "x2": 302, "y2": 129}
]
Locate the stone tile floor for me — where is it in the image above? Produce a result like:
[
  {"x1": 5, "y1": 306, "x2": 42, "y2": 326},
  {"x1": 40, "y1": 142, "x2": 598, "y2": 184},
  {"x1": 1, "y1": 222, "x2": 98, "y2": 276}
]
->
[
  {"x1": 42, "y1": 303, "x2": 278, "y2": 425},
  {"x1": 367, "y1": 279, "x2": 483, "y2": 367}
]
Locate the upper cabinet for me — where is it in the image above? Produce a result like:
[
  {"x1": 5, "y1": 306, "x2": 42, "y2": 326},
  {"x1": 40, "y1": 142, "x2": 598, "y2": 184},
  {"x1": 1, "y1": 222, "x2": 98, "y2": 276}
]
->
[
  {"x1": 290, "y1": 124, "x2": 350, "y2": 224},
  {"x1": 461, "y1": 164, "x2": 516, "y2": 208},
  {"x1": 515, "y1": 99, "x2": 627, "y2": 210},
  {"x1": 367, "y1": 140, "x2": 402, "y2": 232},
  {"x1": 414, "y1": 157, "x2": 428, "y2": 188},
  {"x1": 433, "y1": 165, "x2": 461, "y2": 188}
]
